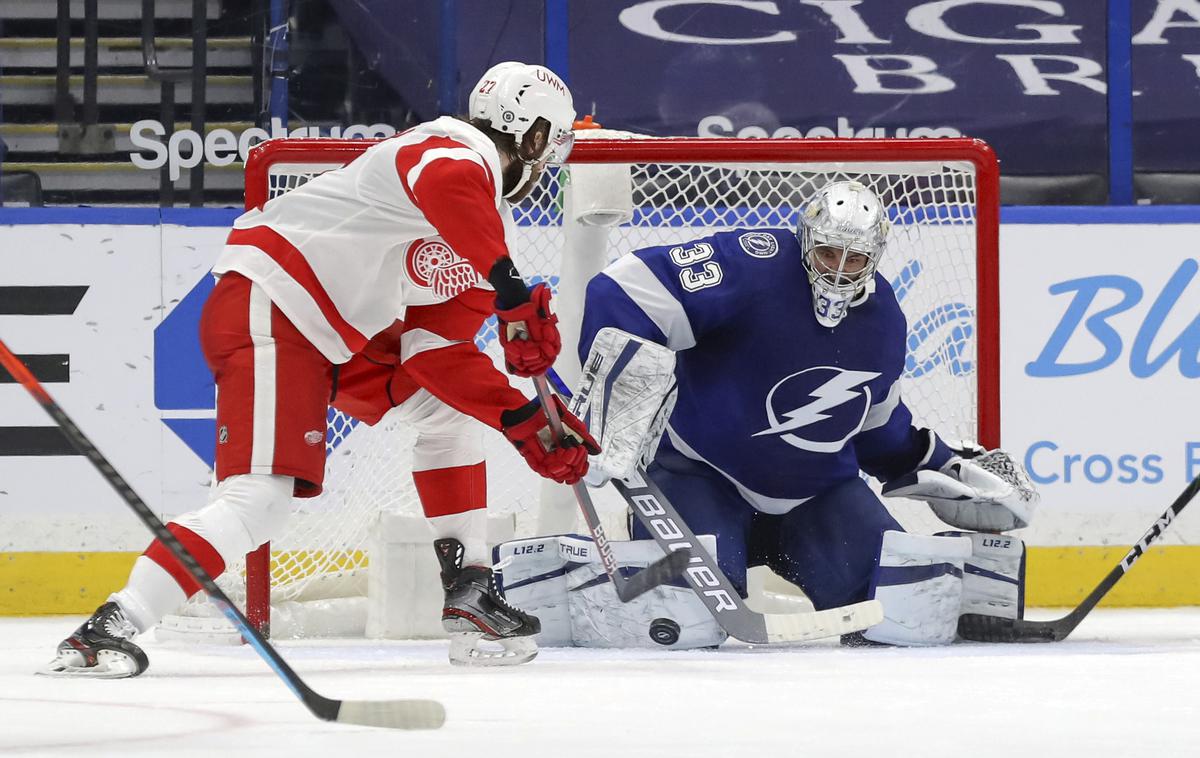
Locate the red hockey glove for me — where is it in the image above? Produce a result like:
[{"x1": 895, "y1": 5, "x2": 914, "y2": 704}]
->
[
  {"x1": 495, "y1": 283, "x2": 561, "y2": 377},
  {"x1": 501, "y1": 395, "x2": 601, "y2": 485}
]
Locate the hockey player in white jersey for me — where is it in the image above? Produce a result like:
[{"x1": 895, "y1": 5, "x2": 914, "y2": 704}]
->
[
  {"x1": 46, "y1": 61, "x2": 598, "y2": 676},
  {"x1": 575, "y1": 181, "x2": 1039, "y2": 646}
]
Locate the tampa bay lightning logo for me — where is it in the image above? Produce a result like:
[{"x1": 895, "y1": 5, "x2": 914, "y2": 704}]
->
[
  {"x1": 738, "y1": 232, "x2": 778, "y2": 258},
  {"x1": 753, "y1": 367, "x2": 880, "y2": 453}
]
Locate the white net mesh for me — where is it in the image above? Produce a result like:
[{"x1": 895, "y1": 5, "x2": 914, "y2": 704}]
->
[{"x1": 162, "y1": 134, "x2": 991, "y2": 639}]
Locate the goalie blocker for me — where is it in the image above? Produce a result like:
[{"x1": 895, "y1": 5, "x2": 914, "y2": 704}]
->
[{"x1": 569, "y1": 327, "x2": 678, "y2": 486}]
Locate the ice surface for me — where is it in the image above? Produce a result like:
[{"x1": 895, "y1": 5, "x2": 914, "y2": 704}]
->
[{"x1": 2, "y1": 609, "x2": 1198, "y2": 757}]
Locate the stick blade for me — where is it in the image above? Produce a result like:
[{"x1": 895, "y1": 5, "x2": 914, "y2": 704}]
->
[
  {"x1": 616, "y1": 548, "x2": 693, "y2": 602},
  {"x1": 335, "y1": 699, "x2": 446, "y2": 730},
  {"x1": 762, "y1": 599, "x2": 884, "y2": 643},
  {"x1": 958, "y1": 614, "x2": 1063, "y2": 643}
]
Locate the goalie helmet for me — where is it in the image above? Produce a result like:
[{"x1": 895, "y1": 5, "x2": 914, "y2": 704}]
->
[
  {"x1": 469, "y1": 62, "x2": 577, "y2": 168},
  {"x1": 797, "y1": 180, "x2": 890, "y2": 328}
]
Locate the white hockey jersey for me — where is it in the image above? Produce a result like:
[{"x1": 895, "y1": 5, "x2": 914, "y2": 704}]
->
[{"x1": 213, "y1": 116, "x2": 514, "y2": 364}]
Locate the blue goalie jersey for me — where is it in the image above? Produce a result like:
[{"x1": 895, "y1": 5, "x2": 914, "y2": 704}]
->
[{"x1": 578, "y1": 228, "x2": 944, "y2": 514}]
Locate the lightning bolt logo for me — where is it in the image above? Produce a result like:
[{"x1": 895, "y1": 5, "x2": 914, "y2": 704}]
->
[{"x1": 755, "y1": 367, "x2": 880, "y2": 453}]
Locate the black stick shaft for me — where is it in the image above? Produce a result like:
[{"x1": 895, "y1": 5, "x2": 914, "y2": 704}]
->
[
  {"x1": 1060, "y1": 473, "x2": 1200, "y2": 631},
  {"x1": 0, "y1": 338, "x2": 339, "y2": 718},
  {"x1": 960, "y1": 473, "x2": 1200, "y2": 642}
]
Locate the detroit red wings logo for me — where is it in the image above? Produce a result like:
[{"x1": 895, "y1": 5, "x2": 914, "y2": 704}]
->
[{"x1": 405, "y1": 238, "x2": 480, "y2": 299}]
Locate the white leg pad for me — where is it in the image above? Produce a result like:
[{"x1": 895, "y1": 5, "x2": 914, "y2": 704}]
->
[
  {"x1": 863, "y1": 530, "x2": 972, "y2": 646},
  {"x1": 173, "y1": 473, "x2": 294, "y2": 566},
  {"x1": 953, "y1": 531, "x2": 1026, "y2": 621},
  {"x1": 495, "y1": 534, "x2": 726, "y2": 649}
]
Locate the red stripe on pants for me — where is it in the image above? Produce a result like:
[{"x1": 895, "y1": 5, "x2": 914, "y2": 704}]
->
[
  {"x1": 200, "y1": 273, "x2": 334, "y2": 497},
  {"x1": 144, "y1": 524, "x2": 228, "y2": 599},
  {"x1": 413, "y1": 462, "x2": 487, "y2": 518}
]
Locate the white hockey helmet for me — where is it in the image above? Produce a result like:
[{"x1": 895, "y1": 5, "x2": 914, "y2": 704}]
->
[
  {"x1": 469, "y1": 62, "x2": 576, "y2": 166},
  {"x1": 797, "y1": 180, "x2": 890, "y2": 328}
]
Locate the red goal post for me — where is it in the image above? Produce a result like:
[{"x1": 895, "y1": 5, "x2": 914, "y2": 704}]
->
[{"x1": 230, "y1": 133, "x2": 1001, "y2": 637}]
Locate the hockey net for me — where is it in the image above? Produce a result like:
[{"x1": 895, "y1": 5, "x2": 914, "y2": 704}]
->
[{"x1": 158, "y1": 131, "x2": 999, "y2": 641}]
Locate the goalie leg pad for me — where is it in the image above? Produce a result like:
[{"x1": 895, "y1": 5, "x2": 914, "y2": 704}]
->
[
  {"x1": 862, "y1": 530, "x2": 972, "y2": 646},
  {"x1": 944, "y1": 531, "x2": 1026, "y2": 622},
  {"x1": 568, "y1": 537, "x2": 725, "y2": 649},
  {"x1": 493, "y1": 535, "x2": 582, "y2": 646},
  {"x1": 496, "y1": 535, "x2": 727, "y2": 649}
]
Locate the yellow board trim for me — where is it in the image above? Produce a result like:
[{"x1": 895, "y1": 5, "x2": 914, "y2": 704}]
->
[
  {"x1": 3, "y1": 546, "x2": 1198, "y2": 615},
  {"x1": 1024, "y1": 545, "x2": 1200, "y2": 607},
  {"x1": 2, "y1": 552, "x2": 138, "y2": 615}
]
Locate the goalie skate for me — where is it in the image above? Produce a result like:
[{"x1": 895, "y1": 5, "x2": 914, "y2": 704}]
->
[
  {"x1": 40, "y1": 602, "x2": 149, "y2": 678},
  {"x1": 434, "y1": 538, "x2": 540, "y2": 666}
]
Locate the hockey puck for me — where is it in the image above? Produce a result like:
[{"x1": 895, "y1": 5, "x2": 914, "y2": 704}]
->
[{"x1": 649, "y1": 617, "x2": 681, "y2": 646}]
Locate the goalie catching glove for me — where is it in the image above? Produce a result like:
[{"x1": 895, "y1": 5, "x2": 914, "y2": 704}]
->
[
  {"x1": 883, "y1": 441, "x2": 1039, "y2": 532},
  {"x1": 501, "y1": 395, "x2": 600, "y2": 485}
]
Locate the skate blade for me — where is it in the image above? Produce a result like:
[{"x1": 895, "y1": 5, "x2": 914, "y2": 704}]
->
[
  {"x1": 447, "y1": 632, "x2": 538, "y2": 667},
  {"x1": 37, "y1": 649, "x2": 143, "y2": 679}
]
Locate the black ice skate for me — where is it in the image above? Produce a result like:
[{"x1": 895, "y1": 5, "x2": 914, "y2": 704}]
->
[
  {"x1": 434, "y1": 538, "x2": 540, "y2": 666},
  {"x1": 41, "y1": 601, "x2": 148, "y2": 678}
]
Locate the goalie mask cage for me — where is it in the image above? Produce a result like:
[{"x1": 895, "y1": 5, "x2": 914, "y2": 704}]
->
[{"x1": 165, "y1": 133, "x2": 999, "y2": 640}]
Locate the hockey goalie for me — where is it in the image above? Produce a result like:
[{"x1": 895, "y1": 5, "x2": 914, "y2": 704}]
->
[{"x1": 500, "y1": 180, "x2": 1040, "y2": 649}]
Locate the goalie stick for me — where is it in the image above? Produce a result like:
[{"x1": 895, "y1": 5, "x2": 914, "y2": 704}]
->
[
  {"x1": 0, "y1": 338, "x2": 444, "y2": 730},
  {"x1": 959, "y1": 473, "x2": 1200, "y2": 643},
  {"x1": 532, "y1": 375, "x2": 692, "y2": 601},
  {"x1": 612, "y1": 467, "x2": 884, "y2": 643}
]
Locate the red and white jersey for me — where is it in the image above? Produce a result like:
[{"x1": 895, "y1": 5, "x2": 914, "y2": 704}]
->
[{"x1": 213, "y1": 116, "x2": 516, "y2": 364}]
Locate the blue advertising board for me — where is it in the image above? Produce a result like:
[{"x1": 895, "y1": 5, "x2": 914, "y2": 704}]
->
[{"x1": 330, "y1": 0, "x2": 1200, "y2": 177}]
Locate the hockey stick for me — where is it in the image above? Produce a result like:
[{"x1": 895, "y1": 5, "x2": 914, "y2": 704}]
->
[
  {"x1": 531, "y1": 375, "x2": 692, "y2": 601},
  {"x1": 612, "y1": 467, "x2": 884, "y2": 643},
  {"x1": 0, "y1": 338, "x2": 444, "y2": 730},
  {"x1": 959, "y1": 473, "x2": 1200, "y2": 643}
]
